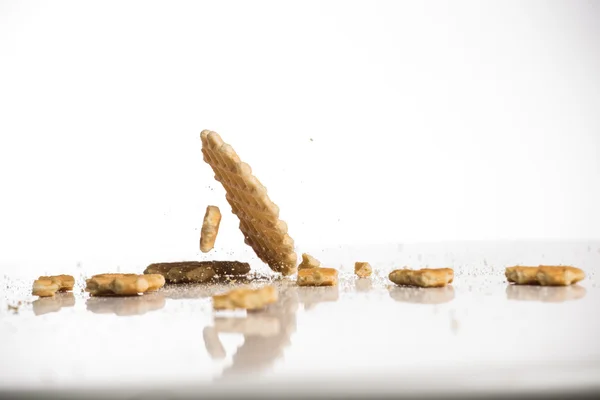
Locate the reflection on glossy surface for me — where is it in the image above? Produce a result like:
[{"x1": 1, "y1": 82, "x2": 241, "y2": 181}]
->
[
  {"x1": 86, "y1": 292, "x2": 166, "y2": 316},
  {"x1": 388, "y1": 285, "x2": 455, "y2": 304},
  {"x1": 161, "y1": 274, "x2": 277, "y2": 300},
  {"x1": 205, "y1": 282, "x2": 299, "y2": 380},
  {"x1": 33, "y1": 292, "x2": 75, "y2": 316},
  {"x1": 297, "y1": 286, "x2": 339, "y2": 310},
  {"x1": 506, "y1": 284, "x2": 587, "y2": 302},
  {"x1": 355, "y1": 278, "x2": 373, "y2": 292}
]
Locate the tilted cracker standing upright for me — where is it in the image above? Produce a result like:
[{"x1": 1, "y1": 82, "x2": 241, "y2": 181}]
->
[{"x1": 200, "y1": 130, "x2": 298, "y2": 276}]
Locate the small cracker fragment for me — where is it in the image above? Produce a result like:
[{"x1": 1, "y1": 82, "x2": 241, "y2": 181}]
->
[
  {"x1": 200, "y1": 205, "x2": 222, "y2": 253},
  {"x1": 144, "y1": 261, "x2": 250, "y2": 283},
  {"x1": 389, "y1": 268, "x2": 454, "y2": 288},
  {"x1": 298, "y1": 253, "x2": 321, "y2": 270},
  {"x1": 505, "y1": 265, "x2": 585, "y2": 286},
  {"x1": 297, "y1": 267, "x2": 338, "y2": 287},
  {"x1": 85, "y1": 273, "x2": 165, "y2": 296},
  {"x1": 354, "y1": 262, "x2": 372, "y2": 278},
  {"x1": 212, "y1": 285, "x2": 278, "y2": 310},
  {"x1": 201, "y1": 130, "x2": 297, "y2": 275},
  {"x1": 32, "y1": 274, "x2": 75, "y2": 297},
  {"x1": 32, "y1": 279, "x2": 60, "y2": 297}
]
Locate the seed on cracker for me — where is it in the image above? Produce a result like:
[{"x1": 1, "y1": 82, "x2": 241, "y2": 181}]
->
[
  {"x1": 32, "y1": 274, "x2": 75, "y2": 297},
  {"x1": 144, "y1": 261, "x2": 250, "y2": 283},
  {"x1": 389, "y1": 268, "x2": 454, "y2": 288},
  {"x1": 212, "y1": 285, "x2": 278, "y2": 310},
  {"x1": 200, "y1": 130, "x2": 297, "y2": 275},
  {"x1": 505, "y1": 265, "x2": 585, "y2": 286},
  {"x1": 354, "y1": 262, "x2": 372, "y2": 278},
  {"x1": 298, "y1": 253, "x2": 321, "y2": 270},
  {"x1": 85, "y1": 273, "x2": 165, "y2": 296},
  {"x1": 297, "y1": 267, "x2": 338, "y2": 287},
  {"x1": 200, "y1": 205, "x2": 222, "y2": 253}
]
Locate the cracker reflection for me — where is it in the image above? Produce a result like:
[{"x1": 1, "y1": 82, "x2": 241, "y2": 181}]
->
[
  {"x1": 205, "y1": 283, "x2": 298, "y2": 380},
  {"x1": 388, "y1": 286, "x2": 455, "y2": 304},
  {"x1": 506, "y1": 284, "x2": 586, "y2": 302},
  {"x1": 297, "y1": 286, "x2": 339, "y2": 311},
  {"x1": 33, "y1": 292, "x2": 75, "y2": 316},
  {"x1": 86, "y1": 292, "x2": 166, "y2": 316}
]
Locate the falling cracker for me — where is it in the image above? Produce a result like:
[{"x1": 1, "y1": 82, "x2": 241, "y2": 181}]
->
[
  {"x1": 200, "y1": 205, "x2": 222, "y2": 253},
  {"x1": 85, "y1": 273, "x2": 165, "y2": 296},
  {"x1": 200, "y1": 130, "x2": 297, "y2": 275}
]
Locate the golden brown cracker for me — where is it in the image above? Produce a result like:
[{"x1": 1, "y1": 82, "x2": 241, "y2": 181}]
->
[
  {"x1": 200, "y1": 130, "x2": 297, "y2": 275},
  {"x1": 354, "y1": 262, "x2": 372, "y2": 278},
  {"x1": 505, "y1": 265, "x2": 585, "y2": 286},
  {"x1": 297, "y1": 267, "x2": 338, "y2": 287},
  {"x1": 200, "y1": 205, "x2": 222, "y2": 253},
  {"x1": 32, "y1": 274, "x2": 75, "y2": 297},
  {"x1": 389, "y1": 268, "x2": 454, "y2": 288}
]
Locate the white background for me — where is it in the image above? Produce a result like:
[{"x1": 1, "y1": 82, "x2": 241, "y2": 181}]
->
[{"x1": 0, "y1": 0, "x2": 599, "y2": 272}]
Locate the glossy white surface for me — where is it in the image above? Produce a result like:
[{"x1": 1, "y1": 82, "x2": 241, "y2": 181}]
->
[{"x1": 1, "y1": 242, "x2": 599, "y2": 399}]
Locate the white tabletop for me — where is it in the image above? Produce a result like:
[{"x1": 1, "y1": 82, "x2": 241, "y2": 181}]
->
[{"x1": 1, "y1": 241, "x2": 599, "y2": 399}]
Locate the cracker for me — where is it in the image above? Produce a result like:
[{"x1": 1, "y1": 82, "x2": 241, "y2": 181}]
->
[
  {"x1": 354, "y1": 262, "x2": 372, "y2": 278},
  {"x1": 212, "y1": 285, "x2": 278, "y2": 310},
  {"x1": 389, "y1": 268, "x2": 454, "y2": 288},
  {"x1": 297, "y1": 267, "x2": 338, "y2": 286},
  {"x1": 32, "y1": 274, "x2": 75, "y2": 297},
  {"x1": 144, "y1": 261, "x2": 251, "y2": 283},
  {"x1": 505, "y1": 265, "x2": 585, "y2": 286},
  {"x1": 298, "y1": 253, "x2": 321, "y2": 270},
  {"x1": 200, "y1": 205, "x2": 222, "y2": 253},
  {"x1": 85, "y1": 273, "x2": 165, "y2": 296},
  {"x1": 200, "y1": 130, "x2": 297, "y2": 275}
]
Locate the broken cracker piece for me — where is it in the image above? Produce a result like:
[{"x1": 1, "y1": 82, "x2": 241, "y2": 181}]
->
[
  {"x1": 506, "y1": 265, "x2": 585, "y2": 286},
  {"x1": 200, "y1": 205, "x2": 222, "y2": 253},
  {"x1": 354, "y1": 262, "x2": 372, "y2": 278},
  {"x1": 32, "y1": 274, "x2": 75, "y2": 297},
  {"x1": 32, "y1": 279, "x2": 60, "y2": 297},
  {"x1": 213, "y1": 285, "x2": 278, "y2": 310},
  {"x1": 297, "y1": 267, "x2": 338, "y2": 287},
  {"x1": 86, "y1": 273, "x2": 165, "y2": 296},
  {"x1": 389, "y1": 268, "x2": 454, "y2": 288},
  {"x1": 298, "y1": 253, "x2": 321, "y2": 270},
  {"x1": 144, "y1": 261, "x2": 250, "y2": 283}
]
